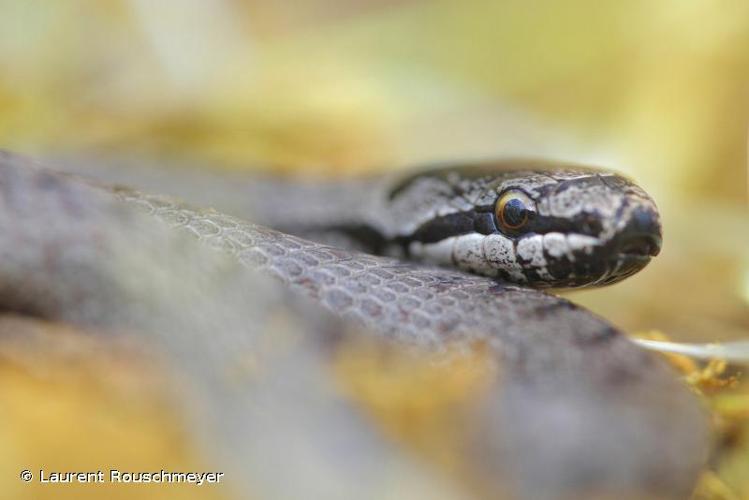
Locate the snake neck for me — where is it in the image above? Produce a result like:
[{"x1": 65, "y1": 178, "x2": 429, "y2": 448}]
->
[{"x1": 230, "y1": 175, "x2": 404, "y2": 254}]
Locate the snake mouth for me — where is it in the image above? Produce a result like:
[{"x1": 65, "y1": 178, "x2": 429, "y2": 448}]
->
[
  {"x1": 596, "y1": 253, "x2": 652, "y2": 286},
  {"x1": 617, "y1": 235, "x2": 661, "y2": 258},
  {"x1": 594, "y1": 234, "x2": 659, "y2": 286},
  {"x1": 593, "y1": 218, "x2": 661, "y2": 286}
]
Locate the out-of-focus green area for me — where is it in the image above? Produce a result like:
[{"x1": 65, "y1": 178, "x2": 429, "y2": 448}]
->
[{"x1": 0, "y1": 0, "x2": 747, "y2": 498}]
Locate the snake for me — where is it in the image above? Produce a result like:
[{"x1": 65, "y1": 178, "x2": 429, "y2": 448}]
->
[
  {"x1": 228, "y1": 158, "x2": 663, "y2": 289},
  {"x1": 0, "y1": 151, "x2": 709, "y2": 499}
]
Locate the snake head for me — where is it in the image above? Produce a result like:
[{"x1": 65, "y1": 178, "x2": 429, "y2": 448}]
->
[
  {"x1": 488, "y1": 170, "x2": 661, "y2": 288},
  {"x1": 397, "y1": 160, "x2": 662, "y2": 288}
]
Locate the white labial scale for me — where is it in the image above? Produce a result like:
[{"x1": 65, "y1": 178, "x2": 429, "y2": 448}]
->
[
  {"x1": 516, "y1": 236, "x2": 544, "y2": 266},
  {"x1": 482, "y1": 234, "x2": 526, "y2": 282},
  {"x1": 566, "y1": 234, "x2": 599, "y2": 256},
  {"x1": 409, "y1": 237, "x2": 456, "y2": 266},
  {"x1": 452, "y1": 233, "x2": 495, "y2": 276},
  {"x1": 517, "y1": 236, "x2": 554, "y2": 281},
  {"x1": 543, "y1": 232, "x2": 568, "y2": 259}
]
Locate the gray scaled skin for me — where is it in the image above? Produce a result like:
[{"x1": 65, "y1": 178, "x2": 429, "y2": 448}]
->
[{"x1": 0, "y1": 151, "x2": 709, "y2": 500}]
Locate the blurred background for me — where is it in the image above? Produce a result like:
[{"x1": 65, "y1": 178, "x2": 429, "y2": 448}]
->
[{"x1": 0, "y1": 0, "x2": 747, "y2": 498}]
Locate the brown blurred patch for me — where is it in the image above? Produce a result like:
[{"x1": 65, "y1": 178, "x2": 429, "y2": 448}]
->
[{"x1": 331, "y1": 337, "x2": 502, "y2": 496}]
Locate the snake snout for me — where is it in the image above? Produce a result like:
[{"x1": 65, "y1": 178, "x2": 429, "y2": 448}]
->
[
  {"x1": 613, "y1": 205, "x2": 662, "y2": 258},
  {"x1": 587, "y1": 204, "x2": 662, "y2": 286}
]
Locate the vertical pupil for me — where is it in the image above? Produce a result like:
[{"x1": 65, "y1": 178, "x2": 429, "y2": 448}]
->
[{"x1": 503, "y1": 198, "x2": 527, "y2": 227}]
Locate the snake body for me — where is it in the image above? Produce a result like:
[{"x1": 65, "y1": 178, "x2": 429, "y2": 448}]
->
[{"x1": 0, "y1": 151, "x2": 709, "y2": 499}]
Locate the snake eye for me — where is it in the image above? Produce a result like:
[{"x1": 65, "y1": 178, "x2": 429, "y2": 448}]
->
[{"x1": 496, "y1": 190, "x2": 535, "y2": 233}]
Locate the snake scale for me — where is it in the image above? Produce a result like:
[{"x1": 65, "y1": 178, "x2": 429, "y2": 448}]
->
[{"x1": 0, "y1": 151, "x2": 709, "y2": 499}]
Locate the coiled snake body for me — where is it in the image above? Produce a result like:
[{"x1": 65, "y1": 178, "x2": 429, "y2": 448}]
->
[{"x1": 0, "y1": 151, "x2": 709, "y2": 500}]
